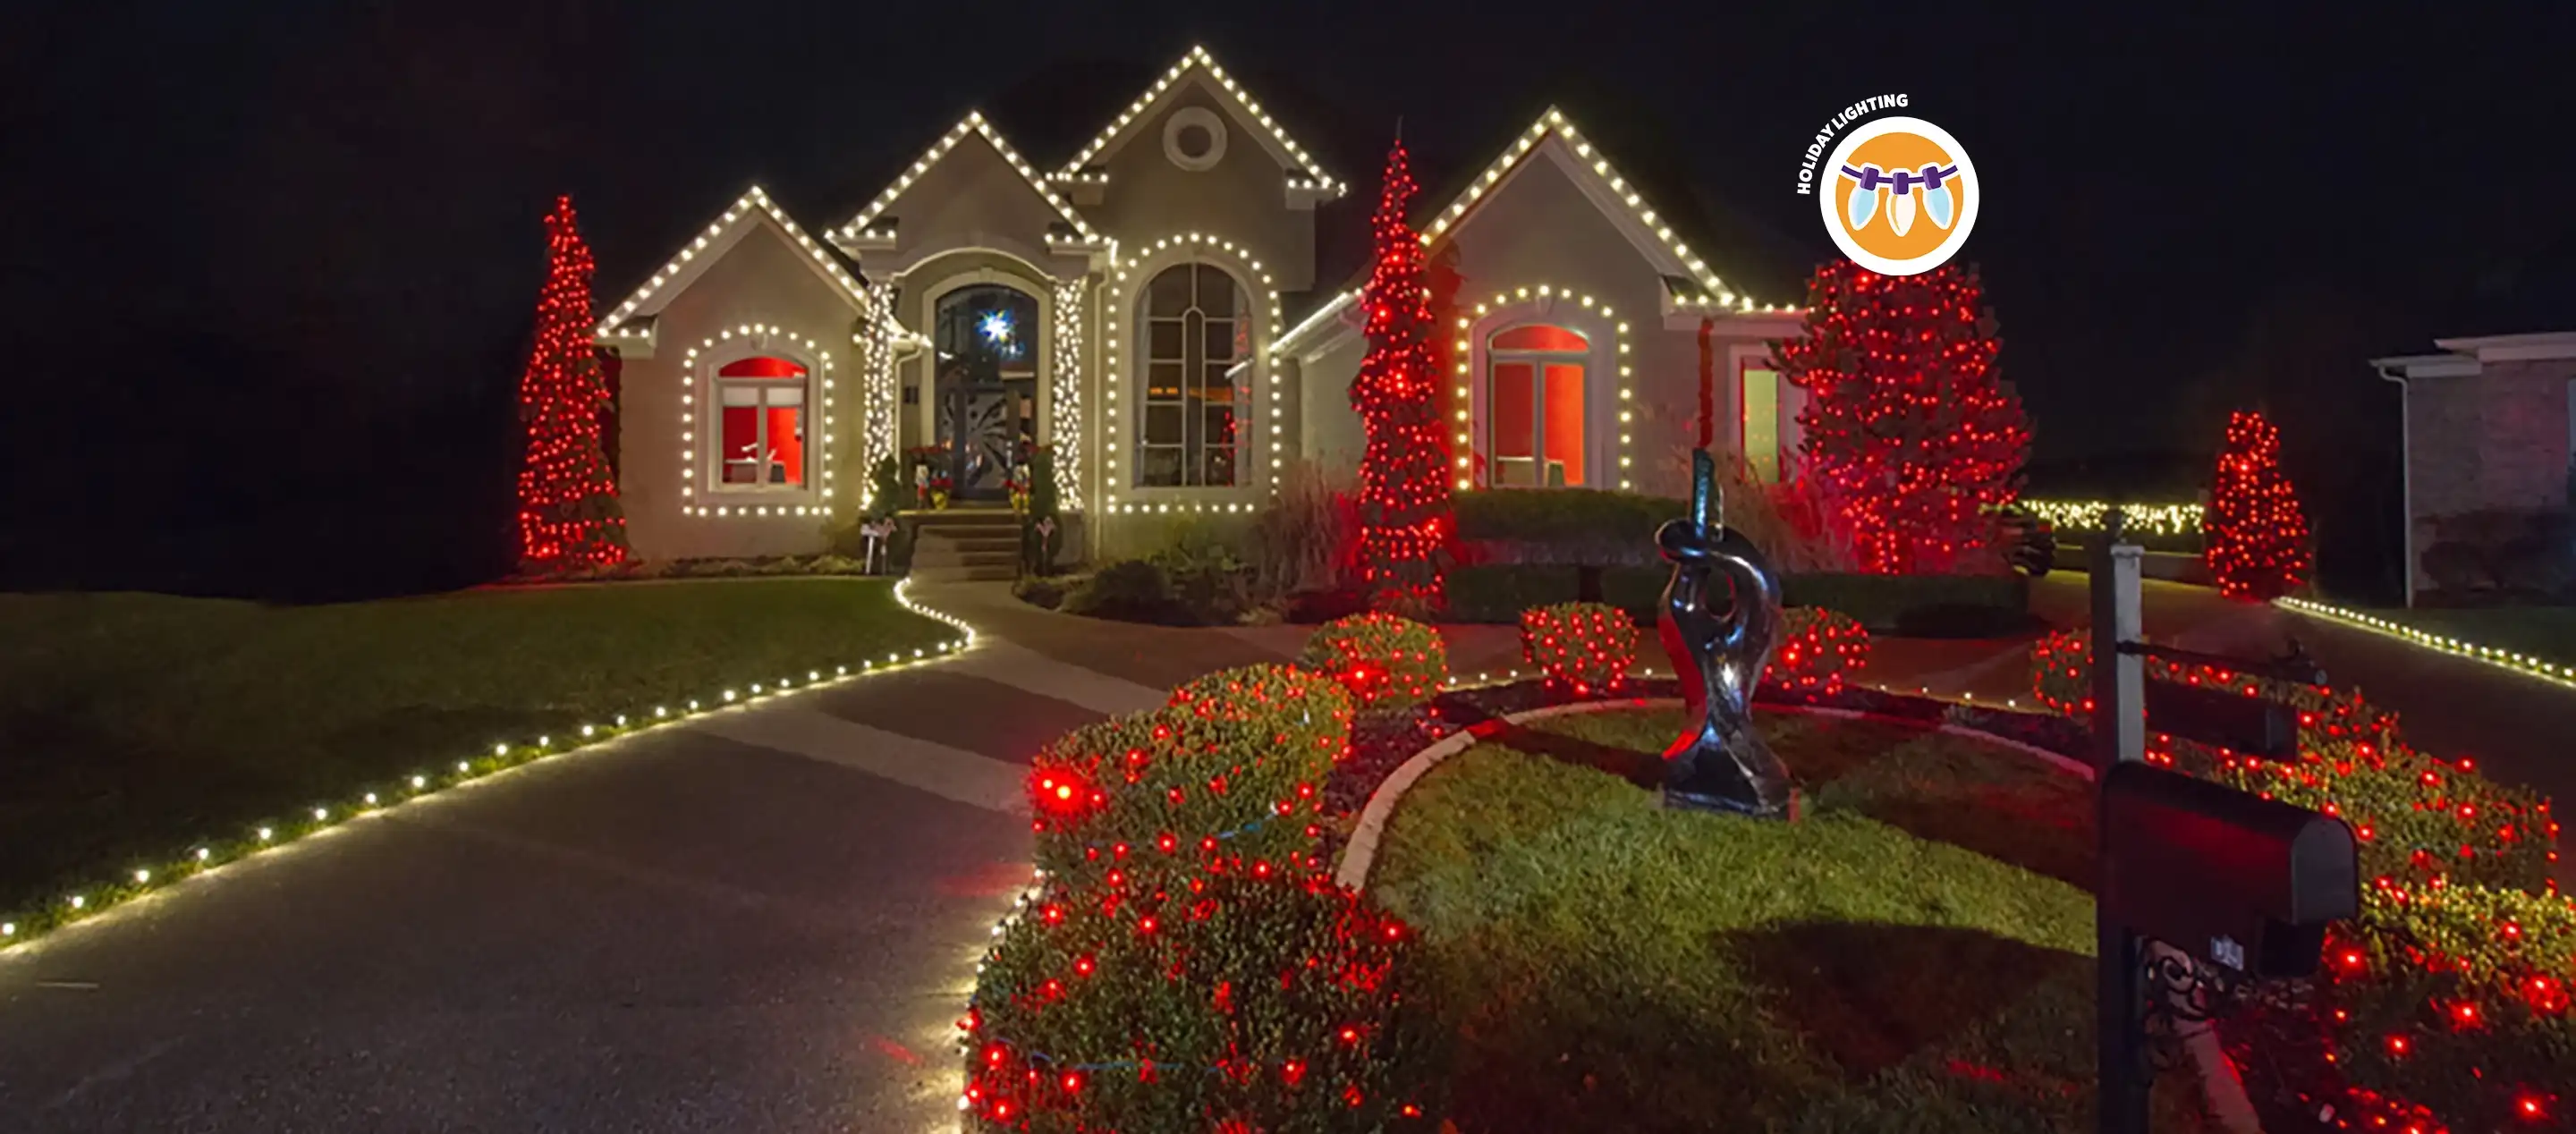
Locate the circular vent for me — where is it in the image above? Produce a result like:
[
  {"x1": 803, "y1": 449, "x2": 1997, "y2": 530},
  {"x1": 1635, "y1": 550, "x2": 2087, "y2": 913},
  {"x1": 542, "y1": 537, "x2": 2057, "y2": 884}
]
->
[{"x1": 1163, "y1": 106, "x2": 1227, "y2": 172}]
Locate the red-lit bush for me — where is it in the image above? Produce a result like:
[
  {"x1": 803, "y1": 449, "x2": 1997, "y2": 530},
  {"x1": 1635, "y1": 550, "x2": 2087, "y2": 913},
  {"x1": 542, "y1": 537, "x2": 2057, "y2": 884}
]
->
[
  {"x1": 964, "y1": 863, "x2": 1438, "y2": 1133},
  {"x1": 1029, "y1": 668, "x2": 1352, "y2": 888},
  {"x1": 1298, "y1": 613, "x2": 1447, "y2": 709},
  {"x1": 1766, "y1": 607, "x2": 1871, "y2": 693},
  {"x1": 2026, "y1": 633, "x2": 2572, "y2": 1126},
  {"x1": 1518, "y1": 602, "x2": 1638, "y2": 693}
]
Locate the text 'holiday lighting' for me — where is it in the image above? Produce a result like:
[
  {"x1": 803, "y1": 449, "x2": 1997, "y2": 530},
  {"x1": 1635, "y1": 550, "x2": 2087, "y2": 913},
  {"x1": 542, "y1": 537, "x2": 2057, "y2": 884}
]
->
[{"x1": 0, "y1": 581, "x2": 978, "y2": 952}]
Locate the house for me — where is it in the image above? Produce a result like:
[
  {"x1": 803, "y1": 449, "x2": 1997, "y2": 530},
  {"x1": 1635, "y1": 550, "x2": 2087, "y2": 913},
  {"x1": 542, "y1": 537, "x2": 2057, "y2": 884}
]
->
[
  {"x1": 2372, "y1": 332, "x2": 2576, "y2": 605},
  {"x1": 592, "y1": 46, "x2": 1810, "y2": 565}
]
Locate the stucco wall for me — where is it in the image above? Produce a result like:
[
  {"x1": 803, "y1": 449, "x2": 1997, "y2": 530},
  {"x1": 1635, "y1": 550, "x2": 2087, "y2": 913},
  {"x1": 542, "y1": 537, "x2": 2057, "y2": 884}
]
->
[
  {"x1": 877, "y1": 137, "x2": 1073, "y2": 272},
  {"x1": 1084, "y1": 84, "x2": 1317, "y2": 292},
  {"x1": 1295, "y1": 329, "x2": 1368, "y2": 475},
  {"x1": 617, "y1": 223, "x2": 861, "y2": 561}
]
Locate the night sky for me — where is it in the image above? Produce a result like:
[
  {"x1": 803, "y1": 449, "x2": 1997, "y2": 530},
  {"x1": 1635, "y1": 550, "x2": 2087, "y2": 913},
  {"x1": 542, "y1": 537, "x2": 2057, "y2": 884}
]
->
[{"x1": 4, "y1": 1, "x2": 2570, "y2": 597}]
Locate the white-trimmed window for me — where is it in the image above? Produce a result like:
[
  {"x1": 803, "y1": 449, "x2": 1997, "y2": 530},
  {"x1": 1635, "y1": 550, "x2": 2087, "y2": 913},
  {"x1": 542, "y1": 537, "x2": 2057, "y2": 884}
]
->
[
  {"x1": 1486, "y1": 323, "x2": 1589, "y2": 487},
  {"x1": 1137, "y1": 263, "x2": 1246, "y2": 487},
  {"x1": 715, "y1": 355, "x2": 810, "y2": 487}
]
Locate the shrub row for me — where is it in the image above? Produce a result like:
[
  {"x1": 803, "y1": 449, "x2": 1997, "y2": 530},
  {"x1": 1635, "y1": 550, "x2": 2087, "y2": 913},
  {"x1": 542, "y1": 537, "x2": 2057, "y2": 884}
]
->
[
  {"x1": 2026, "y1": 630, "x2": 2572, "y2": 1126},
  {"x1": 978, "y1": 663, "x2": 1435, "y2": 1132}
]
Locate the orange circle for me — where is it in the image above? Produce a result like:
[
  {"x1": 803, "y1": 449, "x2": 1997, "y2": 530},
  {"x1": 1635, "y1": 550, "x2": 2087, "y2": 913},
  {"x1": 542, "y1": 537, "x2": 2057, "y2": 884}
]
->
[{"x1": 1828, "y1": 131, "x2": 1969, "y2": 264}]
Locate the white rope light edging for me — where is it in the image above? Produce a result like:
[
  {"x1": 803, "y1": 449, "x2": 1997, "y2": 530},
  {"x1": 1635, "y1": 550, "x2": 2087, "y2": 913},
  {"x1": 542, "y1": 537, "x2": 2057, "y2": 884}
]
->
[
  {"x1": 1051, "y1": 46, "x2": 1344, "y2": 199},
  {"x1": 595, "y1": 186, "x2": 869, "y2": 343},
  {"x1": 2277, "y1": 597, "x2": 2576, "y2": 690},
  {"x1": 839, "y1": 113, "x2": 1100, "y2": 247},
  {"x1": 0, "y1": 578, "x2": 977, "y2": 953}
]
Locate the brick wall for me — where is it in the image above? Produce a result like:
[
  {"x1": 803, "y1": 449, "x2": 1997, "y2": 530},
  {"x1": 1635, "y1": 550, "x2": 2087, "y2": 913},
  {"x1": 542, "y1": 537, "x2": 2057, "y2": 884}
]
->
[{"x1": 2406, "y1": 359, "x2": 2576, "y2": 591}]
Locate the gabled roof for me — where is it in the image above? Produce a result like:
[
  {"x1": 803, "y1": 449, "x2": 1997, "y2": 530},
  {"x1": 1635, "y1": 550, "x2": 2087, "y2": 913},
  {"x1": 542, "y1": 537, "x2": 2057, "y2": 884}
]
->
[
  {"x1": 1420, "y1": 107, "x2": 1788, "y2": 313},
  {"x1": 835, "y1": 112, "x2": 1104, "y2": 248},
  {"x1": 595, "y1": 186, "x2": 875, "y2": 343},
  {"x1": 1049, "y1": 46, "x2": 1344, "y2": 197}
]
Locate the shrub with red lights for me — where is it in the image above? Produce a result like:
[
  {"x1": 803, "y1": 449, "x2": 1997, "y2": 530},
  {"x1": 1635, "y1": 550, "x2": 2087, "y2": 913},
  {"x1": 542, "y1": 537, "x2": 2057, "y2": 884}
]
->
[
  {"x1": 1347, "y1": 139, "x2": 1453, "y2": 616},
  {"x1": 1029, "y1": 668, "x2": 1352, "y2": 889},
  {"x1": 515, "y1": 195, "x2": 631, "y2": 572},
  {"x1": 2205, "y1": 409, "x2": 2311, "y2": 601},
  {"x1": 1767, "y1": 607, "x2": 1872, "y2": 694},
  {"x1": 1297, "y1": 613, "x2": 1447, "y2": 710},
  {"x1": 964, "y1": 863, "x2": 1437, "y2": 1133},
  {"x1": 1775, "y1": 261, "x2": 2029, "y2": 575},
  {"x1": 1518, "y1": 603, "x2": 1638, "y2": 693},
  {"x1": 2026, "y1": 633, "x2": 2572, "y2": 1126}
]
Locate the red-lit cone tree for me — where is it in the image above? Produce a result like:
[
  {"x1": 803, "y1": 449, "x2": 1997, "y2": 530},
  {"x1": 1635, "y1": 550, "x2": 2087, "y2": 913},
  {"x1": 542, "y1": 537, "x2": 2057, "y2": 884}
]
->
[
  {"x1": 515, "y1": 195, "x2": 630, "y2": 572},
  {"x1": 2206, "y1": 409, "x2": 2310, "y2": 600},
  {"x1": 1348, "y1": 140, "x2": 1453, "y2": 614},
  {"x1": 1776, "y1": 261, "x2": 2028, "y2": 574}
]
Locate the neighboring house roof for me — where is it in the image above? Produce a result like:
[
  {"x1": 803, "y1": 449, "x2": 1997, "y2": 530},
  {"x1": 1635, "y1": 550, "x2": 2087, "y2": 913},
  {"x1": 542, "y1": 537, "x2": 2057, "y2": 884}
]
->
[
  {"x1": 593, "y1": 185, "x2": 877, "y2": 345},
  {"x1": 1047, "y1": 45, "x2": 1345, "y2": 197},
  {"x1": 834, "y1": 112, "x2": 1105, "y2": 249}
]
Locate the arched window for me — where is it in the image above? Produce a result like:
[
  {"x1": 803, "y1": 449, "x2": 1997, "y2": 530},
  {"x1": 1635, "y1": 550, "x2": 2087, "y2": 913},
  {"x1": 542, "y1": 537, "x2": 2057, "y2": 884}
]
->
[
  {"x1": 716, "y1": 355, "x2": 809, "y2": 487},
  {"x1": 1136, "y1": 263, "x2": 1246, "y2": 487},
  {"x1": 1487, "y1": 324, "x2": 1587, "y2": 487}
]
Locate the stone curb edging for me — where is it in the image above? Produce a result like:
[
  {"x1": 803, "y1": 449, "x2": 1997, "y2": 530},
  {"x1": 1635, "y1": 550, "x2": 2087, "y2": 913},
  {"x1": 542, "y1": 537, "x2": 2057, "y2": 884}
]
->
[{"x1": 1330, "y1": 692, "x2": 2262, "y2": 1134}]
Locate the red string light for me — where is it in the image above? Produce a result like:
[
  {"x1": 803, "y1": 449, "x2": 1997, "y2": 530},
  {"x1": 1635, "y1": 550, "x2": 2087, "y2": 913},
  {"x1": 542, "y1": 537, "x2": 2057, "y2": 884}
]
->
[
  {"x1": 1348, "y1": 139, "x2": 1454, "y2": 614},
  {"x1": 1771, "y1": 261, "x2": 2028, "y2": 575},
  {"x1": 514, "y1": 195, "x2": 631, "y2": 572}
]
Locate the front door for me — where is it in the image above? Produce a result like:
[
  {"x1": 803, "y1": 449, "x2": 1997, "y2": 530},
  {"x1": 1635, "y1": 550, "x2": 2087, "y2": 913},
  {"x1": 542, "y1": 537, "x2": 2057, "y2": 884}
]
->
[
  {"x1": 937, "y1": 379, "x2": 1034, "y2": 500},
  {"x1": 932, "y1": 283, "x2": 1043, "y2": 502}
]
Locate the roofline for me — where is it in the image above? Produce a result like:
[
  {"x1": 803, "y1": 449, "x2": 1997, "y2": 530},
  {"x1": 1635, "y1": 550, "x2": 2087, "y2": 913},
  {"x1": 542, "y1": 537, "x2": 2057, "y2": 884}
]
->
[
  {"x1": 835, "y1": 113, "x2": 1102, "y2": 248},
  {"x1": 2368, "y1": 352, "x2": 2481, "y2": 377},
  {"x1": 594, "y1": 186, "x2": 878, "y2": 346},
  {"x1": 1271, "y1": 289, "x2": 1358, "y2": 358},
  {"x1": 1049, "y1": 45, "x2": 1344, "y2": 195},
  {"x1": 2430, "y1": 331, "x2": 2576, "y2": 362}
]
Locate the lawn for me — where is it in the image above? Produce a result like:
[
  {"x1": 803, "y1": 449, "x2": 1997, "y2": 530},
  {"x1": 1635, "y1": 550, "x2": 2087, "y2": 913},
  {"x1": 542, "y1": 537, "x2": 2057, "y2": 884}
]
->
[
  {"x1": 0, "y1": 578, "x2": 954, "y2": 917},
  {"x1": 1368, "y1": 707, "x2": 2209, "y2": 1133},
  {"x1": 2368, "y1": 604, "x2": 2576, "y2": 667}
]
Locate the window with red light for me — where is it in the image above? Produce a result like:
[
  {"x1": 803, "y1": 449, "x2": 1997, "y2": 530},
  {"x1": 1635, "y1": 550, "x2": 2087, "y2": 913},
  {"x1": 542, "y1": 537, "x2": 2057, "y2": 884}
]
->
[
  {"x1": 715, "y1": 355, "x2": 809, "y2": 487},
  {"x1": 1487, "y1": 324, "x2": 1587, "y2": 487}
]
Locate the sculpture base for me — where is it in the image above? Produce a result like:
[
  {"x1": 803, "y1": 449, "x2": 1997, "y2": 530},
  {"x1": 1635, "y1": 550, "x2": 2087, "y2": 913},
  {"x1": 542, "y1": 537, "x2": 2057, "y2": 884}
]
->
[{"x1": 1662, "y1": 727, "x2": 1795, "y2": 820}]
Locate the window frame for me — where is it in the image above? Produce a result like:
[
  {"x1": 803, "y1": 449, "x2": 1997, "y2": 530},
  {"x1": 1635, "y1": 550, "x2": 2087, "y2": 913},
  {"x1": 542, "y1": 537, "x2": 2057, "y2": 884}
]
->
[
  {"x1": 705, "y1": 346, "x2": 818, "y2": 495},
  {"x1": 1132, "y1": 260, "x2": 1249, "y2": 490},
  {"x1": 1484, "y1": 322, "x2": 1591, "y2": 488}
]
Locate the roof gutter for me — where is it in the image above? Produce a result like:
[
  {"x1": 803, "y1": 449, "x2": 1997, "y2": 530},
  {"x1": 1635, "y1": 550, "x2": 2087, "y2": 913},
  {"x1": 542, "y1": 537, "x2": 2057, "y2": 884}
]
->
[{"x1": 2373, "y1": 362, "x2": 2415, "y2": 607}]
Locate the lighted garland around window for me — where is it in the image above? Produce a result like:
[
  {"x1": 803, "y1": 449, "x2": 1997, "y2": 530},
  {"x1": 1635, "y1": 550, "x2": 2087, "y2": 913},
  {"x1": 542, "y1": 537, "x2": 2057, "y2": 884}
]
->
[
  {"x1": 0, "y1": 580, "x2": 976, "y2": 952},
  {"x1": 1100, "y1": 233, "x2": 1281, "y2": 513},
  {"x1": 1449, "y1": 286, "x2": 1631, "y2": 492},
  {"x1": 680, "y1": 324, "x2": 835, "y2": 519},
  {"x1": 1048, "y1": 276, "x2": 1088, "y2": 511}
]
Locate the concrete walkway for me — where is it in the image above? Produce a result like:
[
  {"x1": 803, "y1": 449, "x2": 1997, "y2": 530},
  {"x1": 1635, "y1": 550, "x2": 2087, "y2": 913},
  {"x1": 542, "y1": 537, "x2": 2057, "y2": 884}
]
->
[{"x1": 0, "y1": 582, "x2": 1305, "y2": 1134}]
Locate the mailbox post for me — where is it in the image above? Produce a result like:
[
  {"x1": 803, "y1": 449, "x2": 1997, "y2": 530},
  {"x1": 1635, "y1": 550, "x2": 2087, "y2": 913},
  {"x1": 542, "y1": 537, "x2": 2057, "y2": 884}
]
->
[{"x1": 2088, "y1": 512, "x2": 2358, "y2": 1134}]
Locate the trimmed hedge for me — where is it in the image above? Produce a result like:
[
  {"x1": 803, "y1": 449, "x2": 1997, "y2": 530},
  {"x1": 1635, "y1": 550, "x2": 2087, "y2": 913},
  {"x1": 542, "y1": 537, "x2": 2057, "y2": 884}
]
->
[
  {"x1": 1028, "y1": 666, "x2": 1350, "y2": 888},
  {"x1": 1448, "y1": 564, "x2": 2028, "y2": 634},
  {"x1": 1451, "y1": 488, "x2": 1679, "y2": 553},
  {"x1": 1298, "y1": 614, "x2": 1448, "y2": 709}
]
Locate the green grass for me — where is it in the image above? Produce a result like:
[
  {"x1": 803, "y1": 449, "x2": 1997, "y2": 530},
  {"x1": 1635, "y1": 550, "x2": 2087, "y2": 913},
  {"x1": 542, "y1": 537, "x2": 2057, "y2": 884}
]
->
[
  {"x1": 1370, "y1": 708, "x2": 2209, "y2": 1133},
  {"x1": 0, "y1": 579, "x2": 953, "y2": 915},
  {"x1": 2368, "y1": 605, "x2": 2576, "y2": 667}
]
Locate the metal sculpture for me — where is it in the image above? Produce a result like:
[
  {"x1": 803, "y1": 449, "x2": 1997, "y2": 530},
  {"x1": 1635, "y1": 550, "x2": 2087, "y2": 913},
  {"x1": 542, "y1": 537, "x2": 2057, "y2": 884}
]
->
[{"x1": 1657, "y1": 449, "x2": 1793, "y2": 817}]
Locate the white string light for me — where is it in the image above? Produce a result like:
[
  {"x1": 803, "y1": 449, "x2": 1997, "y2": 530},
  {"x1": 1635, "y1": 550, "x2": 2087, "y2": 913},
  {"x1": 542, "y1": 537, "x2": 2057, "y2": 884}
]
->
[
  {"x1": 1051, "y1": 46, "x2": 1343, "y2": 199},
  {"x1": 1050, "y1": 276, "x2": 1089, "y2": 511},
  {"x1": 1450, "y1": 285, "x2": 1633, "y2": 492},
  {"x1": 1270, "y1": 290, "x2": 1357, "y2": 360},
  {"x1": 1100, "y1": 233, "x2": 1284, "y2": 513},
  {"x1": 678, "y1": 325, "x2": 836, "y2": 519},
  {"x1": 0, "y1": 580, "x2": 978, "y2": 952},
  {"x1": 1419, "y1": 108, "x2": 1769, "y2": 311},
  {"x1": 593, "y1": 186, "x2": 871, "y2": 343},
  {"x1": 2020, "y1": 499, "x2": 2204, "y2": 537},
  {"x1": 837, "y1": 113, "x2": 1100, "y2": 247},
  {"x1": 2277, "y1": 597, "x2": 2576, "y2": 690}
]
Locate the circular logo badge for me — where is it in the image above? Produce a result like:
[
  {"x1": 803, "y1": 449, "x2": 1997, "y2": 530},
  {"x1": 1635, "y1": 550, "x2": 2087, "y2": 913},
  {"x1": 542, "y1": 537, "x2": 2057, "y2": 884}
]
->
[{"x1": 1819, "y1": 116, "x2": 1978, "y2": 275}]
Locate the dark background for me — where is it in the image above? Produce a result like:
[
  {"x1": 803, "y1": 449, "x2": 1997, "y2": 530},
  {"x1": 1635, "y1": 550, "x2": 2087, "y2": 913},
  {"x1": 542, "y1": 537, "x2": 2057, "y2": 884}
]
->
[{"x1": 3, "y1": 1, "x2": 2568, "y2": 602}]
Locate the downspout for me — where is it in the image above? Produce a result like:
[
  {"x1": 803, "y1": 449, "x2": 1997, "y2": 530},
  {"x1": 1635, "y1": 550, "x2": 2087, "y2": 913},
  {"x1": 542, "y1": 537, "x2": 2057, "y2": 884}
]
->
[{"x1": 2375, "y1": 364, "x2": 2414, "y2": 607}]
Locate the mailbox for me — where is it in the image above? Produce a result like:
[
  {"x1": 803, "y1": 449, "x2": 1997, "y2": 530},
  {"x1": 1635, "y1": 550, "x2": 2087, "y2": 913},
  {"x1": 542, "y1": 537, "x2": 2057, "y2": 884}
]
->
[{"x1": 2100, "y1": 762, "x2": 2358, "y2": 978}]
